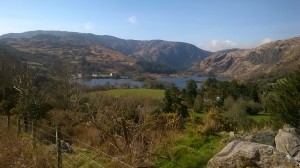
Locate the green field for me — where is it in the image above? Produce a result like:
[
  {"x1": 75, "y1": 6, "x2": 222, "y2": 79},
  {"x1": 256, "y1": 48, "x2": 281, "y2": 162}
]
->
[
  {"x1": 247, "y1": 114, "x2": 270, "y2": 123},
  {"x1": 100, "y1": 88, "x2": 165, "y2": 100},
  {"x1": 107, "y1": 88, "x2": 165, "y2": 99},
  {"x1": 155, "y1": 131, "x2": 226, "y2": 168}
]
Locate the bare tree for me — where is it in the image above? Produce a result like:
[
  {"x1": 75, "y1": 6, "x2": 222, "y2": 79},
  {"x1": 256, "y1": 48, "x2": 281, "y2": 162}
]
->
[
  {"x1": 13, "y1": 68, "x2": 50, "y2": 131},
  {"x1": 46, "y1": 60, "x2": 84, "y2": 110},
  {"x1": 87, "y1": 93, "x2": 159, "y2": 166}
]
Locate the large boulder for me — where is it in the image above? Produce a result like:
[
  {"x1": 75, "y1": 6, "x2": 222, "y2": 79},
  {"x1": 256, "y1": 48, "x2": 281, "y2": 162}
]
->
[
  {"x1": 207, "y1": 140, "x2": 299, "y2": 168},
  {"x1": 275, "y1": 124, "x2": 300, "y2": 162}
]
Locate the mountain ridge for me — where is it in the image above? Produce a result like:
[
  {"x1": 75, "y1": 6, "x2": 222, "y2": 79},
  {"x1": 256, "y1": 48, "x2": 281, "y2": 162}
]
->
[
  {"x1": 192, "y1": 36, "x2": 300, "y2": 79},
  {"x1": 2, "y1": 31, "x2": 300, "y2": 79},
  {"x1": 0, "y1": 30, "x2": 211, "y2": 69}
]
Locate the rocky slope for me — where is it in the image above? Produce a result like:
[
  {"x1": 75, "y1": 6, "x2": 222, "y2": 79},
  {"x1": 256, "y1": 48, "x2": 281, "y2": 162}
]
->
[
  {"x1": 193, "y1": 37, "x2": 300, "y2": 79},
  {"x1": 0, "y1": 31, "x2": 211, "y2": 69}
]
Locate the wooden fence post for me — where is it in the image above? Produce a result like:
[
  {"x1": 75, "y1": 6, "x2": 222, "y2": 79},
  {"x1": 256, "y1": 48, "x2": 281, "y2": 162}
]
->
[
  {"x1": 31, "y1": 120, "x2": 36, "y2": 148},
  {"x1": 7, "y1": 115, "x2": 10, "y2": 130},
  {"x1": 56, "y1": 125, "x2": 62, "y2": 168},
  {"x1": 17, "y1": 117, "x2": 21, "y2": 136}
]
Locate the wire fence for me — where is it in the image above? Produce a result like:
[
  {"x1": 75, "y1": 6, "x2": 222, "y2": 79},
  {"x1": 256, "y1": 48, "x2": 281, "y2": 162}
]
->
[
  {"x1": 0, "y1": 117, "x2": 133, "y2": 168},
  {"x1": 34, "y1": 122, "x2": 133, "y2": 168}
]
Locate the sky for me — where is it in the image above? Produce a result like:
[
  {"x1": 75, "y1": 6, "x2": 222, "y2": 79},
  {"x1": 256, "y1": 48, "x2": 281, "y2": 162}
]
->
[{"x1": 0, "y1": 0, "x2": 299, "y2": 51}]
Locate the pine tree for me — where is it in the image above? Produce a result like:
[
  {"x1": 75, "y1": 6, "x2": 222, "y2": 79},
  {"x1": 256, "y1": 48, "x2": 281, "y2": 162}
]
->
[
  {"x1": 185, "y1": 79, "x2": 197, "y2": 106},
  {"x1": 163, "y1": 85, "x2": 188, "y2": 118},
  {"x1": 264, "y1": 70, "x2": 300, "y2": 128}
]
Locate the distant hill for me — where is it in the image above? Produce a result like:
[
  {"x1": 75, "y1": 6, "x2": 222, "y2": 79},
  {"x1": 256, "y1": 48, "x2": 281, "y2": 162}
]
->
[
  {"x1": 0, "y1": 33, "x2": 136, "y2": 74},
  {"x1": 0, "y1": 30, "x2": 211, "y2": 69},
  {"x1": 191, "y1": 37, "x2": 300, "y2": 79}
]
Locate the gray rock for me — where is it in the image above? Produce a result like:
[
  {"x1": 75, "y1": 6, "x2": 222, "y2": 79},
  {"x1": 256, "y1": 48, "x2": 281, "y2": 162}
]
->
[
  {"x1": 48, "y1": 140, "x2": 74, "y2": 154},
  {"x1": 207, "y1": 140, "x2": 299, "y2": 168},
  {"x1": 229, "y1": 131, "x2": 235, "y2": 137},
  {"x1": 275, "y1": 124, "x2": 300, "y2": 162},
  {"x1": 60, "y1": 140, "x2": 73, "y2": 154},
  {"x1": 252, "y1": 129, "x2": 276, "y2": 146},
  {"x1": 225, "y1": 129, "x2": 276, "y2": 146}
]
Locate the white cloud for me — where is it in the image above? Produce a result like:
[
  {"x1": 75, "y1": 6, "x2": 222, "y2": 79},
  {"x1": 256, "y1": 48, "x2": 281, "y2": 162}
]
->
[
  {"x1": 128, "y1": 15, "x2": 137, "y2": 24},
  {"x1": 261, "y1": 38, "x2": 273, "y2": 45},
  {"x1": 201, "y1": 38, "x2": 275, "y2": 52},
  {"x1": 201, "y1": 40, "x2": 241, "y2": 51},
  {"x1": 84, "y1": 22, "x2": 94, "y2": 32}
]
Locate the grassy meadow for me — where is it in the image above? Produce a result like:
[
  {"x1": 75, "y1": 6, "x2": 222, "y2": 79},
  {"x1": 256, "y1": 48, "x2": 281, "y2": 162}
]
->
[{"x1": 89, "y1": 88, "x2": 165, "y2": 100}]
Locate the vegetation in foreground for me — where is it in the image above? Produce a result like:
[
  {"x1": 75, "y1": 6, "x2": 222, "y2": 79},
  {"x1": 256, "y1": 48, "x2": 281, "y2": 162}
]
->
[
  {"x1": 0, "y1": 124, "x2": 53, "y2": 167},
  {"x1": 0, "y1": 46, "x2": 299, "y2": 167}
]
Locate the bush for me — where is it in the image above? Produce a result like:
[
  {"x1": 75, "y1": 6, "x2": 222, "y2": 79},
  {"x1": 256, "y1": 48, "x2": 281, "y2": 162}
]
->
[
  {"x1": 245, "y1": 100, "x2": 262, "y2": 115},
  {"x1": 0, "y1": 127, "x2": 54, "y2": 167},
  {"x1": 223, "y1": 97, "x2": 251, "y2": 131},
  {"x1": 193, "y1": 95, "x2": 204, "y2": 113},
  {"x1": 201, "y1": 107, "x2": 230, "y2": 134}
]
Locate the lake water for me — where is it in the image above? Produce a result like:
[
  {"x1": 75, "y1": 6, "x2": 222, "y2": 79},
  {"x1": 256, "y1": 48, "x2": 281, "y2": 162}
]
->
[
  {"x1": 158, "y1": 76, "x2": 210, "y2": 89},
  {"x1": 77, "y1": 78, "x2": 143, "y2": 88},
  {"x1": 78, "y1": 76, "x2": 227, "y2": 89}
]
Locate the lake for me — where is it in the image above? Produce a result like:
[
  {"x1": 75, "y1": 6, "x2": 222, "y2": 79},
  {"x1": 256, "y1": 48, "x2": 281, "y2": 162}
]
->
[
  {"x1": 78, "y1": 76, "x2": 228, "y2": 89},
  {"x1": 77, "y1": 78, "x2": 143, "y2": 88},
  {"x1": 158, "y1": 76, "x2": 210, "y2": 89}
]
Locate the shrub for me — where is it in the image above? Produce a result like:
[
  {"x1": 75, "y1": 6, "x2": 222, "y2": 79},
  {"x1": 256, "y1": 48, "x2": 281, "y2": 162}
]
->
[
  {"x1": 0, "y1": 127, "x2": 54, "y2": 167},
  {"x1": 245, "y1": 100, "x2": 263, "y2": 115},
  {"x1": 201, "y1": 107, "x2": 229, "y2": 134}
]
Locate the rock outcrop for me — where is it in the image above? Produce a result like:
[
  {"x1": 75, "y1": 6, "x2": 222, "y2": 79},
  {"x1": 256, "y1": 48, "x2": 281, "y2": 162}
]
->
[
  {"x1": 226, "y1": 129, "x2": 276, "y2": 146},
  {"x1": 251, "y1": 130, "x2": 276, "y2": 146},
  {"x1": 275, "y1": 124, "x2": 300, "y2": 162},
  {"x1": 207, "y1": 140, "x2": 299, "y2": 168}
]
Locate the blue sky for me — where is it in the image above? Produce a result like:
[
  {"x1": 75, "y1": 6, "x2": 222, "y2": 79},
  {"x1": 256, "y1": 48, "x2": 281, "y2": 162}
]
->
[{"x1": 0, "y1": 0, "x2": 299, "y2": 51}]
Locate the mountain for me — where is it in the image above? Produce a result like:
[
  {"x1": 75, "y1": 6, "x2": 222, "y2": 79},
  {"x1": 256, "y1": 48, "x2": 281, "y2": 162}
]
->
[
  {"x1": 0, "y1": 31, "x2": 211, "y2": 69},
  {"x1": 95, "y1": 38, "x2": 211, "y2": 68},
  {"x1": 192, "y1": 37, "x2": 300, "y2": 79},
  {"x1": 0, "y1": 33, "x2": 136, "y2": 74}
]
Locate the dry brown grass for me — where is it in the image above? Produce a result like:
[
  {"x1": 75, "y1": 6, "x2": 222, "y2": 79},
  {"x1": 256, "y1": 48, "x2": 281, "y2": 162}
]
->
[{"x1": 0, "y1": 126, "x2": 54, "y2": 168}]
